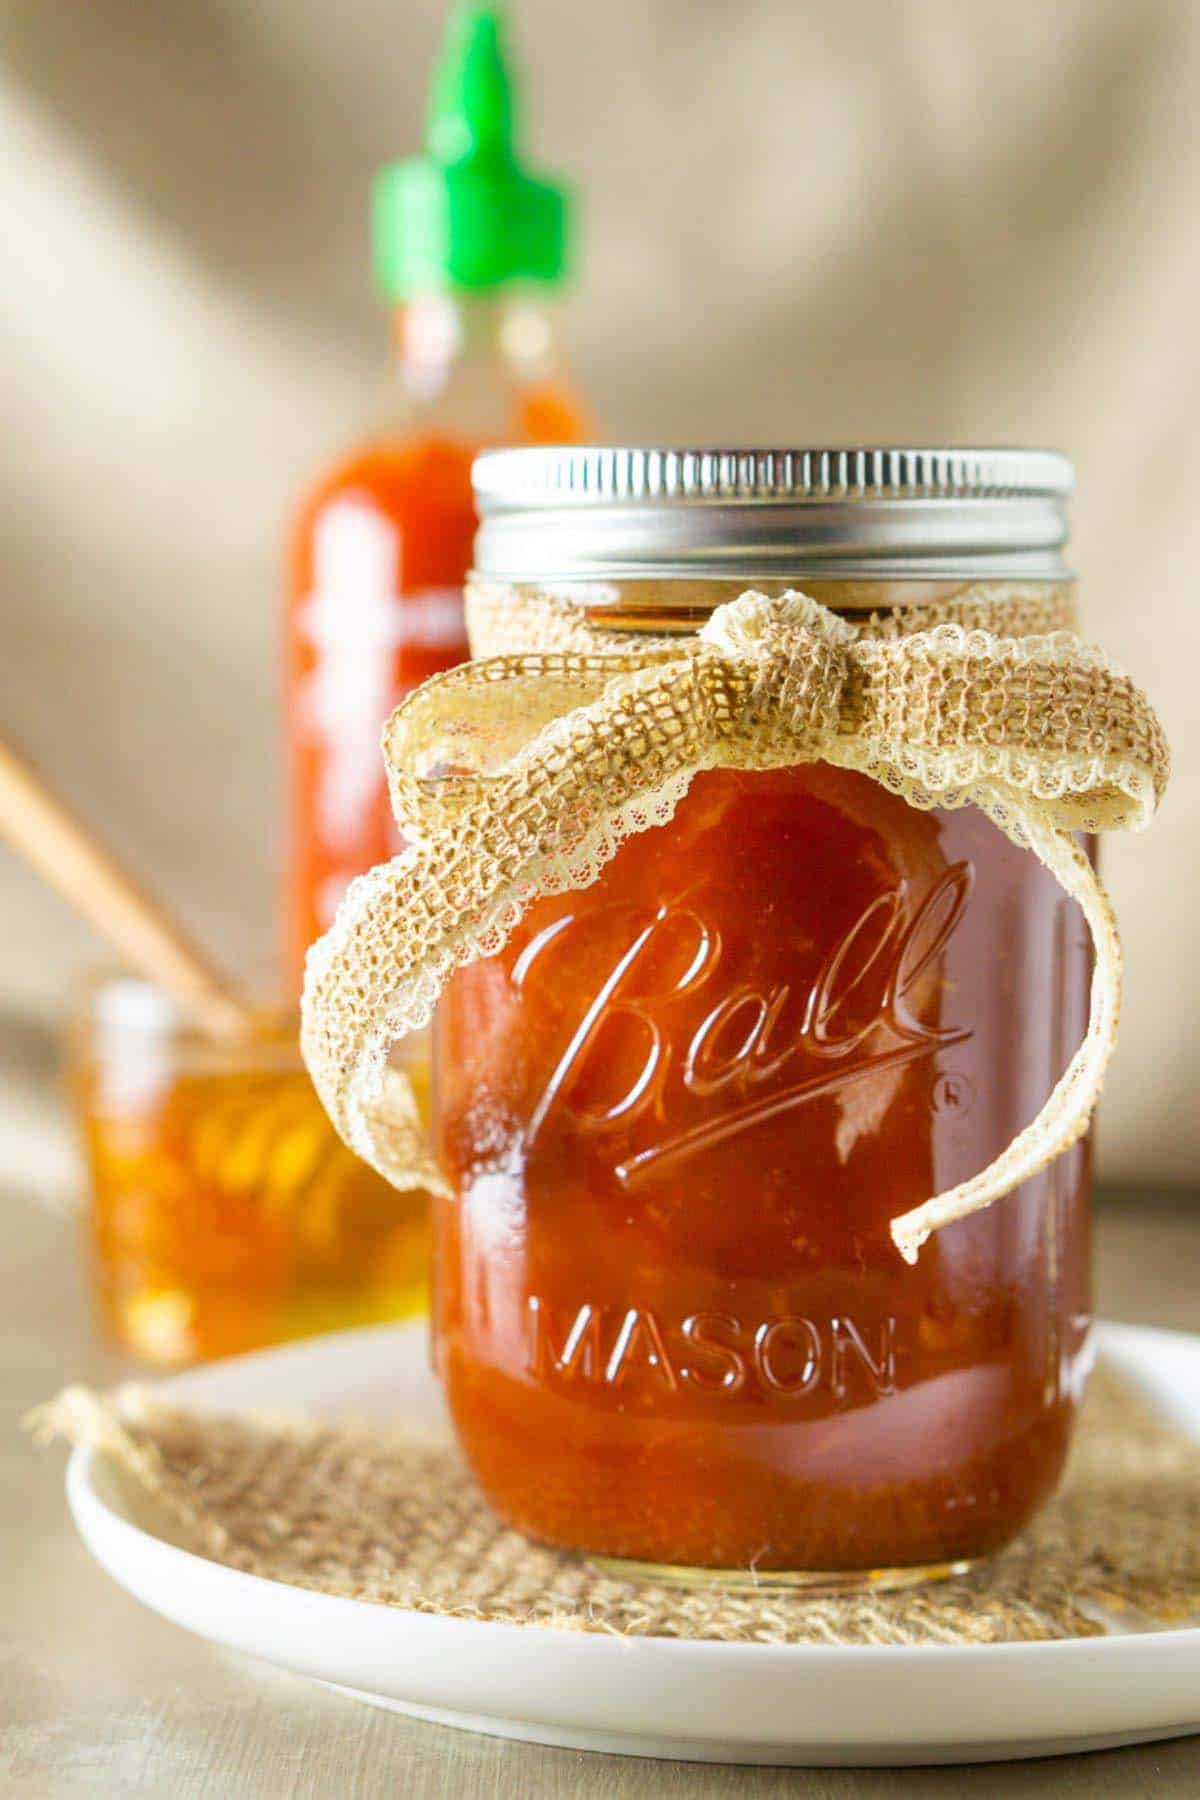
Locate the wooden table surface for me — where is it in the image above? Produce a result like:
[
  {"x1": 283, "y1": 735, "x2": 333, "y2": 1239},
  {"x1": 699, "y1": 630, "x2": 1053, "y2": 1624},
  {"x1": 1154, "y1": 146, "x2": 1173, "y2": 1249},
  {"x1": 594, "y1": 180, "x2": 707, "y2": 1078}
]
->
[{"x1": 4, "y1": 1184, "x2": 1199, "y2": 1797}]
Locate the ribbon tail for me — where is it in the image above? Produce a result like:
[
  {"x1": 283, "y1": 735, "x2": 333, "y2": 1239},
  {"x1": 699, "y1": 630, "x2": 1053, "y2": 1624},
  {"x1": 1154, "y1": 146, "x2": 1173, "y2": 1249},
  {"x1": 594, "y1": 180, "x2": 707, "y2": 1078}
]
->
[
  {"x1": 301, "y1": 842, "x2": 474, "y2": 1190},
  {"x1": 890, "y1": 809, "x2": 1118, "y2": 1262},
  {"x1": 361, "y1": 1065, "x2": 452, "y2": 1202}
]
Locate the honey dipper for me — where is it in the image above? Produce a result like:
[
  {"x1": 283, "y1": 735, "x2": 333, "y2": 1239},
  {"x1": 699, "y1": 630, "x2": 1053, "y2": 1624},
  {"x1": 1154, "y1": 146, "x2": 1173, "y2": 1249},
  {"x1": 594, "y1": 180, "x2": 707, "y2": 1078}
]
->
[{"x1": 0, "y1": 735, "x2": 254, "y2": 1040}]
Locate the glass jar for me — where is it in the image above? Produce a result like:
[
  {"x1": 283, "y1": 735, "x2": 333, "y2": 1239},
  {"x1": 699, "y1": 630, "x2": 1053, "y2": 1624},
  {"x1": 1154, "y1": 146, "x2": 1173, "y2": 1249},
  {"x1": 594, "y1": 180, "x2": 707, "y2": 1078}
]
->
[
  {"x1": 72, "y1": 978, "x2": 433, "y2": 1365},
  {"x1": 430, "y1": 447, "x2": 1093, "y2": 1584}
]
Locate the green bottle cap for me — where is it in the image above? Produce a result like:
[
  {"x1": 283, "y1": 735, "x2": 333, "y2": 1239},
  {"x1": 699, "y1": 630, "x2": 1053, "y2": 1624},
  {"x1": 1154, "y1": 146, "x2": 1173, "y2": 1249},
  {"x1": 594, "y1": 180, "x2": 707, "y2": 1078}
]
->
[{"x1": 373, "y1": 3, "x2": 571, "y2": 299}]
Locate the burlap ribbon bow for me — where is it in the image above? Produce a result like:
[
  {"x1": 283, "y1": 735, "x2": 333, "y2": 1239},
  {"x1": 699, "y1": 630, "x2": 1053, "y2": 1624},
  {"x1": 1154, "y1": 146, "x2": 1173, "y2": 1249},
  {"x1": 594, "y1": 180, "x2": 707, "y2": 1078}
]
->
[{"x1": 301, "y1": 588, "x2": 1168, "y2": 1261}]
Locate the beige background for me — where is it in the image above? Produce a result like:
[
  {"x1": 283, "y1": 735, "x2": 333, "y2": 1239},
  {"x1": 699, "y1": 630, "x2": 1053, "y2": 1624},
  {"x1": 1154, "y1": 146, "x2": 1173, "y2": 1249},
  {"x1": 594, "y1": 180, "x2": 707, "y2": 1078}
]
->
[{"x1": 0, "y1": 0, "x2": 1196, "y2": 1183}]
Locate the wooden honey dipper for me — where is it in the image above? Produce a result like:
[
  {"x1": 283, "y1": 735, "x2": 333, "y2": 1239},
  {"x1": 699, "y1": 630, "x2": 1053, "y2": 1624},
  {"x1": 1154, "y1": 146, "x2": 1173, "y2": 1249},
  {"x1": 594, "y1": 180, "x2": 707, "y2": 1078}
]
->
[{"x1": 0, "y1": 736, "x2": 256, "y2": 1040}]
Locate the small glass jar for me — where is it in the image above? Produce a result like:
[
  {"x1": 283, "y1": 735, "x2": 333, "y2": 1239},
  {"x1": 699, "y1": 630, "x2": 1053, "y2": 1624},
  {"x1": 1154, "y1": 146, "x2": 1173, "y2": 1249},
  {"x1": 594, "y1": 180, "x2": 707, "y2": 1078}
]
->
[
  {"x1": 71, "y1": 978, "x2": 432, "y2": 1365},
  {"x1": 431, "y1": 448, "x2": 1093, "y2": 1585}
]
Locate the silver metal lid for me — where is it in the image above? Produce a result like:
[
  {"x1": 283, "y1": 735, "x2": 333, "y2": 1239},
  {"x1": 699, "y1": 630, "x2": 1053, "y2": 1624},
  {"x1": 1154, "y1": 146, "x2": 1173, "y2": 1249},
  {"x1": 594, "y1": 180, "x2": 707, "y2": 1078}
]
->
[{"x1": 472, "y1": 446, "x2": 1075, "y2": 581}]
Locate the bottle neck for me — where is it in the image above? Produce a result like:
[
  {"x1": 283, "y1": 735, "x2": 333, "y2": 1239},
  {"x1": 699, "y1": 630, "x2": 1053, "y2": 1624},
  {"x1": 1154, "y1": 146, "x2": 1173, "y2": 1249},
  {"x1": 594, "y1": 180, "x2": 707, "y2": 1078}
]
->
[{"x1": 386, "y1": 290, "x2": 565, "y2": 423}]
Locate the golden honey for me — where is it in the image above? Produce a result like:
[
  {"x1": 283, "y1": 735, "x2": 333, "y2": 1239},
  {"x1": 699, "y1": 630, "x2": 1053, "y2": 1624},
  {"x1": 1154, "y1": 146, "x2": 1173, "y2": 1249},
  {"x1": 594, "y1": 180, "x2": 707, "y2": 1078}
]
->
[{"x1": 73, "y1": 980, "x2": 431, "y2": 1364}]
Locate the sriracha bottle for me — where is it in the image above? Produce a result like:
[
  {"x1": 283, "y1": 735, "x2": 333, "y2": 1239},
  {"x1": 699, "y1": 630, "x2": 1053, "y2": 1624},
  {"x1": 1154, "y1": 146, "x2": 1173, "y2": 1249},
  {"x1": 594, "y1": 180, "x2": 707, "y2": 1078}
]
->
[{"x1": 284, "y1": 3, "x2": 585, "y2": 988}]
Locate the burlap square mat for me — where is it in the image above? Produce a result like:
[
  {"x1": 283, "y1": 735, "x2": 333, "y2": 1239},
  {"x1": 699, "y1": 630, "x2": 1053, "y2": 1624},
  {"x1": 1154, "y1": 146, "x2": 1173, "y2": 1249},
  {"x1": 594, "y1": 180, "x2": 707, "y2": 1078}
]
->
[{"x1": 35, "y1": 1362, "x2": 1200, "y2": 1647}]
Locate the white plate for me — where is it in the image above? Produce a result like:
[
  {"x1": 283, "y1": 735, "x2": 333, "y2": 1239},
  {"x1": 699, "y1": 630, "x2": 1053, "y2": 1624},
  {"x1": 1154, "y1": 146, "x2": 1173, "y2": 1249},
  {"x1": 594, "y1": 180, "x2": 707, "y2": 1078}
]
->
[{"x1": 66, "y1": 1319, "x2": 1200, "y2": 1767}]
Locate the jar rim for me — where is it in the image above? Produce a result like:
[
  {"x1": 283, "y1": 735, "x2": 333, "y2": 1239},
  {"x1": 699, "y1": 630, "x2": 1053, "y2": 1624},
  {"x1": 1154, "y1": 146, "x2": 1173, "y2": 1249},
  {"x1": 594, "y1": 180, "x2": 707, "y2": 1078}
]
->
[{"x1": 68, "y1": 975, "x2": 303, "y2": 1077}]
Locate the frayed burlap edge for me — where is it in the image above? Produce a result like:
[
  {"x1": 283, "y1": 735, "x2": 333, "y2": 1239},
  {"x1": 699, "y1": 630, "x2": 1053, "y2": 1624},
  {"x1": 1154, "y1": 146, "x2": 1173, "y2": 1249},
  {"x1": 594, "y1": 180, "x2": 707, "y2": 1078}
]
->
[{"x1": 32, "y1": 1362, "x2": 1200, "y2": 1648}]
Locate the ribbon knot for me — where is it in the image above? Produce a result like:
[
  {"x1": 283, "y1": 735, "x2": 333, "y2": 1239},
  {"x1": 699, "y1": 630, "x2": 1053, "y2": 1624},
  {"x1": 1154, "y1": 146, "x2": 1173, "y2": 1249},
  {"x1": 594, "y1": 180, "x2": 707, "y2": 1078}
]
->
[
  {"x1": 302, "y1": 584, "x2": 1169, "y2": 1263},
  {"x1": 699, "y1": 591, "x2": 856, "y2": 754}
]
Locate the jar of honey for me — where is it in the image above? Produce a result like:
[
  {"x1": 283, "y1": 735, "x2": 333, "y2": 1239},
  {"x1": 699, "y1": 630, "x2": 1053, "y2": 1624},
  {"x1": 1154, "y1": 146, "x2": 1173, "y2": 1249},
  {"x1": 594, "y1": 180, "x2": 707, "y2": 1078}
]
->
[
  {"x1": 429, "y1": 448, "x2": 1095, "y2": 1585},
  {"x1": 72, "y1": 979, "x2": 432, "y2": 1365}
]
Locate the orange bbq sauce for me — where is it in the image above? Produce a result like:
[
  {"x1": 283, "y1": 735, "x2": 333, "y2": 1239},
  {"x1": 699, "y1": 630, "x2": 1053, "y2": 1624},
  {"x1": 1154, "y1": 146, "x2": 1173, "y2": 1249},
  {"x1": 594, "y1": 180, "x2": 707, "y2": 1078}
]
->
[{"x1": 432, "y1": 764, "x2": 1092, "y2": 1573}]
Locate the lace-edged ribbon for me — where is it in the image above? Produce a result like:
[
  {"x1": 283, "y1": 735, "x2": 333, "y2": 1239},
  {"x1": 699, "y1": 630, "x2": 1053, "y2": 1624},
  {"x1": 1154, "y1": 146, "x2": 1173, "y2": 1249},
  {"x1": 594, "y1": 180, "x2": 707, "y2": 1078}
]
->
[{"x1": 301, "y1": 586, "x2": 1168, "y2": 1261}]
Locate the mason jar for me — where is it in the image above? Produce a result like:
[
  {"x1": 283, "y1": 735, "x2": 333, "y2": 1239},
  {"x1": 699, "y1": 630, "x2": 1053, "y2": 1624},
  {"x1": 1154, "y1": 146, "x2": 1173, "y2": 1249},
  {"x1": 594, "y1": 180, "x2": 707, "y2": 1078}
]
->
[{"x1": 430, "y1": 447, "x2": 1093, "y2": 1585}]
